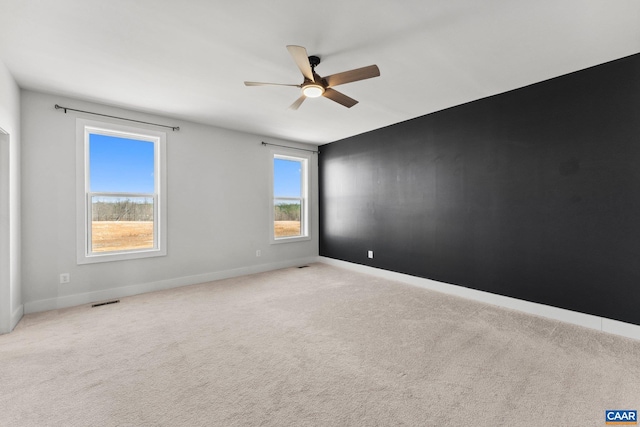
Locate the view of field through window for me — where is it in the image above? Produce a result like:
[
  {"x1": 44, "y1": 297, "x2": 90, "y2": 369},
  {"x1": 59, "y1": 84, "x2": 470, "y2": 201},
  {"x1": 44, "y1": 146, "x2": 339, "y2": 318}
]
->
[
  {"x1": 274, "y1": 200, "x2": 301, "y2": 238},
  {"x1": 274, "y1": 157, "x2": 304, "y2": 239},
  {"x1": 89, "y1": 133, "x2": 156, "y2": 253},
  {"x1": 91, "y1": 197, "x2": 154, "y2": 252}
]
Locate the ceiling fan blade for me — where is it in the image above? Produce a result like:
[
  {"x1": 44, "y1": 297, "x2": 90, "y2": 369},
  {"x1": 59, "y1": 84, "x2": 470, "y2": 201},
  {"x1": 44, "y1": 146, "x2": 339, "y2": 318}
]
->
[
  {"x1": 323, "y1": 65, "x2": 380, "y2": 88},
  {"x1": 289, "y1": 95, "x2": 306, "y2": 110},
  {"x1": 286, "y1": 45, "x2": 314, "y2": 81},
  {"x1": 244, "y1": 81, "x2": 301, "y2": 87},
  {"x1": 323, "y1": 88, "x2": 358, "y2": 108}
]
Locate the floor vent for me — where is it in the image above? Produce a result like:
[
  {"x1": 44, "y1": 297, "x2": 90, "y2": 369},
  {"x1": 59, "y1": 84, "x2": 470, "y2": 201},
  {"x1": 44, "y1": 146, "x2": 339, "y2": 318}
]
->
[{"x1": 91, "y1": 300, "x2": 120, "y2": 308}]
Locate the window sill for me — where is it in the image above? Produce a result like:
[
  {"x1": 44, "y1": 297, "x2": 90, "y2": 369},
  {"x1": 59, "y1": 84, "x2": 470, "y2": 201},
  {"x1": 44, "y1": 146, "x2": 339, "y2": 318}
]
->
[
  {"x1": 271, "y1": 235, "x2": 311, "y2": 245},
  {"x1": 77, "y1": 248, "x2": 167, "y2": 265}
]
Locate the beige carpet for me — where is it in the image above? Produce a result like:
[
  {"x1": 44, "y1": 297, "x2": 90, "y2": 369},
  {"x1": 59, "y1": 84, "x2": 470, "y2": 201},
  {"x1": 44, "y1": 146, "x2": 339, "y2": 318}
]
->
[{"x1": 1, "y1": 263, "x2": 639, "y2": 426}]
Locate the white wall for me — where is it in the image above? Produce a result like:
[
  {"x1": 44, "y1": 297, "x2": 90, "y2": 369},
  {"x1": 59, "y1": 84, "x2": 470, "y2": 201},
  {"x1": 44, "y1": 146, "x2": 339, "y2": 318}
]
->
[
  {"x1": 0, "y1": 61, "x2": 22, "y2": 333},
  {"x1": 21, "y1": 90, "x2": 319, "y2": 313}
]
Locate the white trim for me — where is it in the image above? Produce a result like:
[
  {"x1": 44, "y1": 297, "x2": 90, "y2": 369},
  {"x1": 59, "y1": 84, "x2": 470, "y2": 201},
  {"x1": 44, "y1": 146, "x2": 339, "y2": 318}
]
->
[
  {"x1": 76, "y1": 119, "x2": 167, "y2": 264},
  {"x1": 20, "y1": 256, "x2": 640, "y2": 341},
  {"x1": 11, "y1": 304, "x2": 23, "y2": 331},
  {"x1": 269, "y1": 149, "x2": 311, "y2": 244},
  {"x1": 318, "y1": 257, "x2": 640, "y2": 341},
  {"x1": 602, "y1": 318, "x2": 640, "y2": 341},
  {"x1": 23, "y1": 257, "x2": 317, "y2": 314},
  {"x1": 0, "y1": 131, "x2": 10, "y2": 333}
]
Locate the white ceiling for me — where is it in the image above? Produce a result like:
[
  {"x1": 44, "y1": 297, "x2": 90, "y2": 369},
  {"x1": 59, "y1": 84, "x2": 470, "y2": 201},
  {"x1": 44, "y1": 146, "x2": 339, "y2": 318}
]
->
[{"x1": 1, "y1": 0, "x2": 639, "y2": 145}]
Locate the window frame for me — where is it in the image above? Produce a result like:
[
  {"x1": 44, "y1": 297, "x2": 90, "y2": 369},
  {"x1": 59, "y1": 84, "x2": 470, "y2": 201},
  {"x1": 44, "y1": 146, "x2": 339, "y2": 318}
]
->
[
  {"x1": 76, "y1": 119, "x2": 167, "y2": 264},
  {"x1": 269, "y1": 149, "x2": 311, "y2": 244}
]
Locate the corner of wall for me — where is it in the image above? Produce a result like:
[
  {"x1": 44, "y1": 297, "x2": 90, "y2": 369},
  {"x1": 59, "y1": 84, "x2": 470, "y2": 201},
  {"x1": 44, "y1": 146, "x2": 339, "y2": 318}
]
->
[{"x1": 0, "y1": 60, "x2": 22, "y2": 333}]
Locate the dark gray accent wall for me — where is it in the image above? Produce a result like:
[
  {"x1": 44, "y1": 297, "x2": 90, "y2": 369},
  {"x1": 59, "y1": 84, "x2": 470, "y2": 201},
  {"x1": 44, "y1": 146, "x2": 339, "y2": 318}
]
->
[{"x1": 319, "y1": 53, "x2": 640, "y2": 325}]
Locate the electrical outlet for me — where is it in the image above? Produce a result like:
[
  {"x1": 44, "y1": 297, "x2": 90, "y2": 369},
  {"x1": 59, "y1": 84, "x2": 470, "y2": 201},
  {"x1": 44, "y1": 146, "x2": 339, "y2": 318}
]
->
[
  {"x1": 256, "y1": 250, "x2": 261, "y2": 257},
  {"x1": 368, "y1": 250, "x2": 374, "y2": 259},
  {"x1": 59, "y1": 273, "x2": 70, "y2": 284}
]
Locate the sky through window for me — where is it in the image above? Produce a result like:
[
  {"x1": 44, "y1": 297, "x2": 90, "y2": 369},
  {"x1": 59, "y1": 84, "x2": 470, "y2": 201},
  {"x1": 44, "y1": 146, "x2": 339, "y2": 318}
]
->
[
  {"x1": 274, "y1": 158, "x2": 301, "y2": 197},
  {"x1": 89, "y1": 134, "x2": 155, "y2": 193}
]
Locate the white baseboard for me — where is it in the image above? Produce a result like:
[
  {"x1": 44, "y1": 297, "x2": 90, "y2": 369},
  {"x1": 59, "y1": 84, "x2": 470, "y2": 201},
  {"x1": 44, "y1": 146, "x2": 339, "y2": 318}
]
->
[
  {"x1": 318, "y1": 257, "x2": 640, "y2": 341},
  {"x1": 0, "y1": 304, "x2": 24, "y2": 335},
  {"x1": 22, "y1": 256, "x2": 640, "y2": 342},
  {"x1": 23, "y1": 257, "x2": 317, "y2": 315},
  {"x1": 11, "y1": 304, "x2": 23, "y2": 331}
]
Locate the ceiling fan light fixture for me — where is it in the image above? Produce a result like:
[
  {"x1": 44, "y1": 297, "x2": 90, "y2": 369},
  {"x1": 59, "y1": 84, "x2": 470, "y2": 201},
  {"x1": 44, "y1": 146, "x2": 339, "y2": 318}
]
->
[{"x1": 302, "y1": 84, "x2": 324, "y2": 98}]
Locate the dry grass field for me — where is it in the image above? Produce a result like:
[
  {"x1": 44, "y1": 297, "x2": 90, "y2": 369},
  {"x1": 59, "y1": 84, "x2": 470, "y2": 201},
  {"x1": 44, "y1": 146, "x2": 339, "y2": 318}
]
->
[
  {"x1": 274, "y1": 220, "x2": 301, "y2": 238},
  {"x1": 92, "y1": 221, "x2": 154, "y2": 252},
  {"x1": 92, "y1": 220, "x2": 299, "y2": 252}
]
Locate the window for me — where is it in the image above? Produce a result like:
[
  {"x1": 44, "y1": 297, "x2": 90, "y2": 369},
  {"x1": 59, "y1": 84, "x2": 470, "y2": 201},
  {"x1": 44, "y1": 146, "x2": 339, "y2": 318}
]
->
[
  {"x1": 270, "y1": 151, "x2": 310, "y2": 243},
  {"x1": 76, "y1": 119, "x2": 167, "y2": 264}
]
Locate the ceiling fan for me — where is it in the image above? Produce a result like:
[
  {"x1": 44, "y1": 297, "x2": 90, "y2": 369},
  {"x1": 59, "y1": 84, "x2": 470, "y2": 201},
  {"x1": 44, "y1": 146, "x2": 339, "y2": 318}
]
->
[{"x1": 244, "y1": 45, "x2": 380, "y2": 110}]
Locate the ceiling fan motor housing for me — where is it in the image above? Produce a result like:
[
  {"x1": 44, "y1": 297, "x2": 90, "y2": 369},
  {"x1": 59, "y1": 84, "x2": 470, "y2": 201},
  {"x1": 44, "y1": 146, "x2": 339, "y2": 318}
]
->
[{"x1": 308, "y1": 55, "x2": 321, "y2": 68}]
